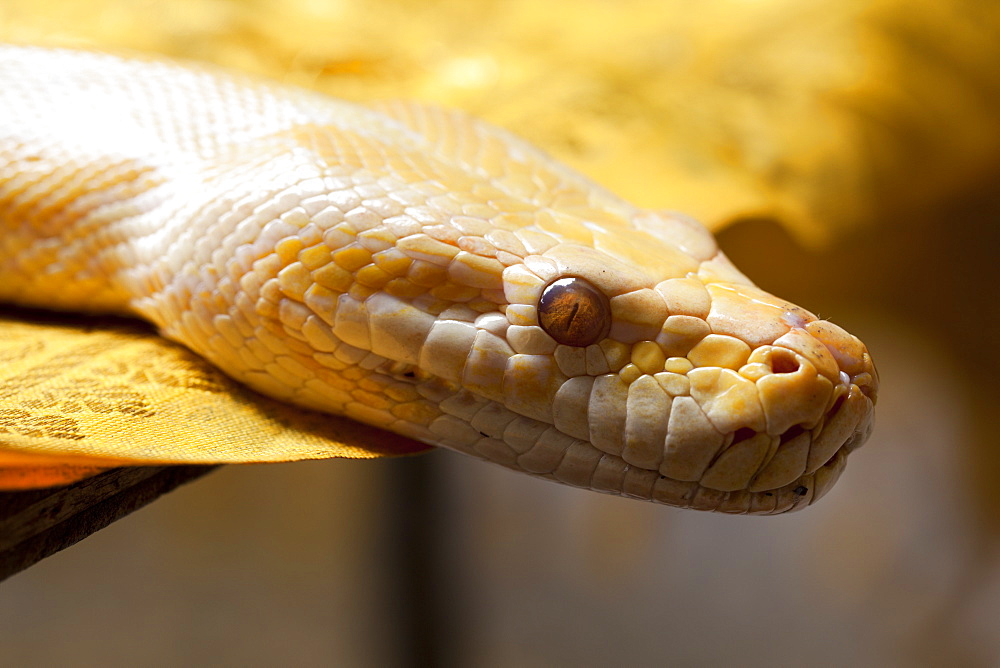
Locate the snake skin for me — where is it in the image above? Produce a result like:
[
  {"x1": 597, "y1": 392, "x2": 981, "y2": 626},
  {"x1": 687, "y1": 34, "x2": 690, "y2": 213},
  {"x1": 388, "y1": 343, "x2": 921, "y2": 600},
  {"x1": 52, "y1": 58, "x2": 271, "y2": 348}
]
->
[{"x1": 0, "y1": 45, "x2": 877, "y2": 513}]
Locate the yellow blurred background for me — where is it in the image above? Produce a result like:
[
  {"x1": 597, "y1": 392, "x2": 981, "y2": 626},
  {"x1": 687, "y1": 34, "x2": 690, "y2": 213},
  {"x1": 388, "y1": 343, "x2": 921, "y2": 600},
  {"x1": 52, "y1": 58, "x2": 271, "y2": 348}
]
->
[{"x1": 2, "y1": 0, "x2": 1000, "y2": 665}]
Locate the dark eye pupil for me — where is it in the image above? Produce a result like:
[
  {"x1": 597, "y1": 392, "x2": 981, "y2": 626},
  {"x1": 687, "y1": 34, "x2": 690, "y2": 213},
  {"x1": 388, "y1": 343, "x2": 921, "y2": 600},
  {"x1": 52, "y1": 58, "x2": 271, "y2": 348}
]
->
[{"x1": 537, "y1": 277, "x2": 610, "y2": 347}]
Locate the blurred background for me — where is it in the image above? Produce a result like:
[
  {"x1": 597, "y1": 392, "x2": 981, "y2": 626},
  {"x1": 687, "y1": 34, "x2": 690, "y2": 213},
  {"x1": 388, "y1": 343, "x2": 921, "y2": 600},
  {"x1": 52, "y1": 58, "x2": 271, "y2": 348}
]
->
[{"x1": 2, "y1": 0, "x2": 1000, "y2": 665}]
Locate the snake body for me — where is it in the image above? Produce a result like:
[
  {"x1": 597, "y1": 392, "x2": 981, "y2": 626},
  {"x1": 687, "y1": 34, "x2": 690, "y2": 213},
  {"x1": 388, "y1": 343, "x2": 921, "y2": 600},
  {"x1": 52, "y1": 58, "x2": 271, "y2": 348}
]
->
[{"x1": 0, "y1": 45, "x2": 877, "y2": 513}]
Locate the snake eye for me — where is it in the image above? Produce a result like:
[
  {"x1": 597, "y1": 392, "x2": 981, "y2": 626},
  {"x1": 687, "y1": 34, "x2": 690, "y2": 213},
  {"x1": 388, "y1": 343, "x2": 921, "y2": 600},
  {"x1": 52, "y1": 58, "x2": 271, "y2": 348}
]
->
[{"x1": 537, "y1": 277, "x2": 611, "y2": 347}]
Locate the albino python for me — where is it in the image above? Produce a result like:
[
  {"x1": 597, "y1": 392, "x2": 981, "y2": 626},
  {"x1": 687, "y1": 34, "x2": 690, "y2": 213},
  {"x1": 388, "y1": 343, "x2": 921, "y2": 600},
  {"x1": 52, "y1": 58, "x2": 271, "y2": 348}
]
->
[{"x1": 0, "y1": 45, "x2": 877, "y2": 513}]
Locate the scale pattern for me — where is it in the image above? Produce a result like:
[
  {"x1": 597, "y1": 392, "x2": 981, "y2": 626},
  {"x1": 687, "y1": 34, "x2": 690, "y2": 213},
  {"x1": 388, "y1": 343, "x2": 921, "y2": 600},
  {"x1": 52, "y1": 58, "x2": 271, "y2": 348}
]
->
[{"x1": 0, "y1": 46, "x2": 877, "y2": 513}]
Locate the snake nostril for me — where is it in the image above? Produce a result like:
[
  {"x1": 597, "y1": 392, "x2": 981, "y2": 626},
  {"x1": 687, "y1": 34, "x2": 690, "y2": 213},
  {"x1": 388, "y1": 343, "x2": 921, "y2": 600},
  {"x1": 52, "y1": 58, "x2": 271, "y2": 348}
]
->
[{"x1": 770, "y1": 348, "x2": 800, "y2": 374}]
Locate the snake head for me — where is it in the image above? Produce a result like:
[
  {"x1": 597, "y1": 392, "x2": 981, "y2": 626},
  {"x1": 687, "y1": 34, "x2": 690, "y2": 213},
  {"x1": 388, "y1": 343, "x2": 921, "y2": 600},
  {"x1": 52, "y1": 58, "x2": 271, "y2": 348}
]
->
[{"x1": 384, "y1": 208, "x2": 877, "y2": 514}]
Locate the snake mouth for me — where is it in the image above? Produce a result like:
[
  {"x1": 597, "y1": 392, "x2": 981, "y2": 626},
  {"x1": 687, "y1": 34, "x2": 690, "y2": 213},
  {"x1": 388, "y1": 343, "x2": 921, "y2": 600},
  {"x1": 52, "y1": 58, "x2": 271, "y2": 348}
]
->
[
  {"x1": 525, "y1": 429, "x2": 854, "y2": 515},
  {"x1": 645, "y1": 453, "x2": 848, "y2": 514},
  {"x1": 654, "y1": 370, "x2": 875, "y2": 513},
  {"x1": 430, "y1": 354, "x2": 877, "y2": 514},
  {"x1": 522, "y1": 369, "x2": 876, "y2": 514}
]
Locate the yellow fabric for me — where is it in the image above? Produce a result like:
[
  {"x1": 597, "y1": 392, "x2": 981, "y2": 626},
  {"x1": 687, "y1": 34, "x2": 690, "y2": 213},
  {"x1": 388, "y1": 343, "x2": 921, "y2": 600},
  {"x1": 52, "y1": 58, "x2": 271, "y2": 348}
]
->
[
  {"x1": 0, "y1": 311, "x2": 428, "y2": 479},
  {"x1": 4, "y1": 0, "x2": 998, "y2": 247}
]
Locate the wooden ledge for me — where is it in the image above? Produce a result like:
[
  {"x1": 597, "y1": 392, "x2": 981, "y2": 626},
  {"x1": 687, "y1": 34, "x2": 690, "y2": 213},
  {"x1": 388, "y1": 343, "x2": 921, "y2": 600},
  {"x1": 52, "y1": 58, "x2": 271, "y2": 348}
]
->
[{"x1": 0, "y1": 465, "x2": 216, "y2": 581}]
